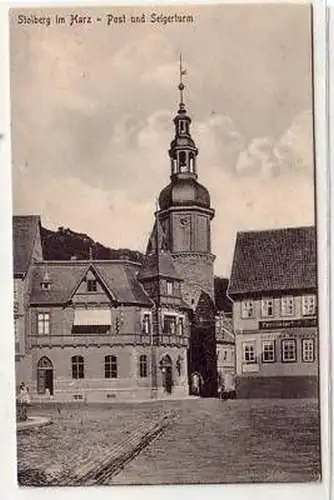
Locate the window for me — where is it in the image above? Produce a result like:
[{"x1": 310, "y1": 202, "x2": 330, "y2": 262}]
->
[
  {"x1": 37, "y1": 312, "x2": 50, "y2": 335},
  {"x1": 179, "y1": 120, "x2": 186, "y2": 134},
  {"x1": 139, "y1": 355, "x2": 148, "y2": 377},
  {"x1": 262, "y1": 341, "x2": 276, "y2": 363},
  {"x1": 281, "y1": 339, "x2": 297, "y2": 362},
  {"x1": 87, "y1": 279, "x2": 97, "y2": 292},
  {"x1": 241, "y1": 300, "x2": 254, "y2": 319},
  {"x1": 105, "y1": 355, "x2": 117, "y2": 378},
  {"x1": 302, "y1": 339, "x2": 315, "y2": 362},
  {"x1": 281, "y1": 296, "x2": 294, "y2": 316},
  {"x1": 179, "y1": 151, "x2": 187, "y2": 170},
  {"x1": 163, "y1": 315, "x2": 177, "y2": 335},
  {"x1": 72, "y1": 355, "x2": 84, "y2": 379},
  {"x1": 142, "y1": 314, "x2": 151, "y2": 334},
  {"x1": 178, "y1": 317, "x2": 184, "y2": 336},
  {"x1": 176, "y1": 356, "x2": 182, "y2": 376},
  {"x1": 302, "y1": 295, "x2": 317, "y2": 316},
  {"x1": 261, "y1": 298, "x2": 274, "y2": 318},
  {"x1": 223, "y1": 350, "x2": 228, "y2": 361},
  {"x1": 166, "y1": 281, "x2": 173, "y2": 296},
  {"x1": 243, "y1": 343, "x2": 256, "y2": 364}
]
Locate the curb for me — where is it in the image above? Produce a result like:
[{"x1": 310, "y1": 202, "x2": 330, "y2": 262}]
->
[{"x1": 17, "y1": 416, "x2": 52, "y2": 432}]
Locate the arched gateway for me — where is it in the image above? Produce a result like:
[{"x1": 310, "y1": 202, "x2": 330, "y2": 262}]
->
[{"x1": 37, "y1": 357, "x2": 54, "y2": 396}]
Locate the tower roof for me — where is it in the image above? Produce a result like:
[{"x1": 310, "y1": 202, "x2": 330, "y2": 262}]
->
[
  {"x1": 138, "y1": 219, "x2": 182, "y2": 282},
  {"x1": 13, "y1": 215, "x2": 42, "y2": 276},
  {"x1": 159, "y1": 177, "x2": 211, "y2": 210},
  {"x1": 159, "y1": 57, "x2": 212, "y2": 212}
]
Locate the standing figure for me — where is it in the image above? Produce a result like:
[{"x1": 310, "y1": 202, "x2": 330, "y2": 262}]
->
[{"x1": 18, "y1": 382, "x2": 31, "y2": 405}]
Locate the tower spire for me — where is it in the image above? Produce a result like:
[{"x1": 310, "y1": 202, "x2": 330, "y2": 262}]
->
[
  {"x1": 168, "y1": 55, "x2": 198, "y2": 179},
  {"x1": 178, "y1": 53, "x2": 186, "y2": 111}
]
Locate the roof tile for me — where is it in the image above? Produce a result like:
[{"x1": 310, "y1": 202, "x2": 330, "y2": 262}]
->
[{"x1": 228, "y1": 226, "x2": 316, "y2": 295}]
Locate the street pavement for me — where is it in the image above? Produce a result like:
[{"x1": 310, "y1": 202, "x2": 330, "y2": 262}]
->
[{"x1": 111, "y1": 398, "x2": 320, "y2": 484}]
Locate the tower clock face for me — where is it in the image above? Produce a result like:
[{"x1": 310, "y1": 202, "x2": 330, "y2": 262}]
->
[{"x1": 180, "y1": 216, "x2": 190, "y2": 226}]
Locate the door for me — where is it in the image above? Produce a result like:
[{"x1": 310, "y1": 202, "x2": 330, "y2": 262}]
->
[
  {"x1": 37, "y1": 357, "x2": 54, "y2": 395},
  {"x1": 160, "y1": 355, "x2": 173, "y2": 394},
  {"x1": 45, "y1": 369, "x2": 54, "y2": 395}
]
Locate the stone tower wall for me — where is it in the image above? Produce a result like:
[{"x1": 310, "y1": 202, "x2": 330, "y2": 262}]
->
[{"x1": 172, "y1": 253, "x2": 215, "y2": 307}]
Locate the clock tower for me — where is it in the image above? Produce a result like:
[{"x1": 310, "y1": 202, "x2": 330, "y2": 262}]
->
[{"x1": 157, "y1": 57, "x2": 215, "y2": 307}]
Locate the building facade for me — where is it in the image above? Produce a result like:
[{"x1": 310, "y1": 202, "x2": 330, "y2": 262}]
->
[
  {"x1": 13, "y1": 215, "x2": 191, "y2": 402},
  {"x1": 13, "y1": 73, "x2": 221, "y2": 401},
  {"x1": 228, "y1": 227, "x2": 318, "y2": 398}
]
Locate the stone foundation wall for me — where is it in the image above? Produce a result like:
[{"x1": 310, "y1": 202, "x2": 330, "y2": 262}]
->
[{"x1": 236, "y1": 375, "x2": 319, "y2": 399}]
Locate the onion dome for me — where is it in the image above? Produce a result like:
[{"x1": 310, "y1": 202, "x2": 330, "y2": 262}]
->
[{"x1": 159, "y1": 179, "x2": 210, "y2": 210}]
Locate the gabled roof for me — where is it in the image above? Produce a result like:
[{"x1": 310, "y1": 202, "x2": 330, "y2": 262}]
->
[
  {"x1": 228, "y1": 226, "x2": 317, "y2": 296},
  {"x1": 30, "y1": 261, "x2": 153, "y2": 306},
  {"x1": 67, "y1": 263, "x2": 117, "y2": 302},
  {"x1": 13, "y1": 215, "x2": 41, "y2": 276}
]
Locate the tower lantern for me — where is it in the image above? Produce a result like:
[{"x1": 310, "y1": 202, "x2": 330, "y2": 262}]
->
[{"x1": 169, "y1": 54, "x2": 198, "y2": 180}]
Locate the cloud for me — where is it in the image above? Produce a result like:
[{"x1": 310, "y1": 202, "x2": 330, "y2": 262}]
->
[
  {"x1": 10, "y1": 7, "x2": 314, "y2": 277},
  {"x1": 234, "y1": 109, "x2": 313, "y2": 179},
  {"x1": 13, "y1": 107, "x2": 315, "y2": 277}
]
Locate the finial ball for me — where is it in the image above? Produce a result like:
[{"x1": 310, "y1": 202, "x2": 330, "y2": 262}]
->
[{"x1": 178, "y1": 82, "x2": 185, "y2": 91}]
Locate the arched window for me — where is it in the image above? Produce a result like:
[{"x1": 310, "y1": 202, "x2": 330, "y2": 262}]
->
[
  {"x1": 105, "y1": 355, "x2": 117, "y2": 378},
  {"x1": 179, "y1": 120, "x2": 186, "y2": 134},
  {"x1": 139, "y1": 355, "x2": 148, "y2": 378},
  {"x1": 72, "y1": 355, "x2": 84, "y2": 379},
  {"x1": 37, "y1": 356, "x2": 54, "y2": 395},
  {"x1": 179, "y1": 151, "x2": 187, "y2": 172}
]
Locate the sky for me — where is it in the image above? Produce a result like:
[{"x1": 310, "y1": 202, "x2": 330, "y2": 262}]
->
[{"x1": 10, "y1": 3, "x2": 315, "y2": 277}]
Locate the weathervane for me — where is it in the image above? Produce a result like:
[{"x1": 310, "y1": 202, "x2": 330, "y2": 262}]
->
[{"x1": 178, "y1": 53, "x2": 187, "y2": 108}]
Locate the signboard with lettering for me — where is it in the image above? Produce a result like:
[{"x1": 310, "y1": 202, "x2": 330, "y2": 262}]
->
[{"x1": 259, "y1": 318, "x2": 317, "y2": 330}]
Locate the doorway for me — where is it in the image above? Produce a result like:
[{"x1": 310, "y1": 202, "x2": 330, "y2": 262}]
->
[
  {"x1": 160, "y1": 355, "x2": 173, "y2": 394},
  {"x1": 37, "y1": 356, "x2": 54, "y2": 395}
]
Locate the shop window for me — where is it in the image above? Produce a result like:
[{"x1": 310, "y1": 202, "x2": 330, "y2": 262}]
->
[
  {"x1": 302, "y1": 338, "x2": 315, "y2": 362},
  {"x1": 243, "y1": 343, "x2": 256, "y2": 364},
  {"x1": 262, "y1": 340, "x2": 276, "y2": 363},
  {"x1": 281, "y1": 339, "x2": 297, "y2": 362}
]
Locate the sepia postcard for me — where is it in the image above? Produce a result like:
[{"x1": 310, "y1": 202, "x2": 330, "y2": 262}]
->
[{"x1": 3, "y1": 0, "x2": 329, "y2": 494}]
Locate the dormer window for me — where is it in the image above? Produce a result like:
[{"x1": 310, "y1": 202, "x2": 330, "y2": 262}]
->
[
  {"x1": 41, "y1": 269, "x2": 52, "y2": 291},
  {"x1": 87, "y1": 279, "x2": 97, "y2": 292}
]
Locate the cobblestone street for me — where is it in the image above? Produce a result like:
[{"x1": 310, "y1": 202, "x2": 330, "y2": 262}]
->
[
  {"x1": 17, "y1": 398, "x2": 320, "y2": 486},
  {"x1": 111, "y1": 398, "x2": 321, "y2": 484}
]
